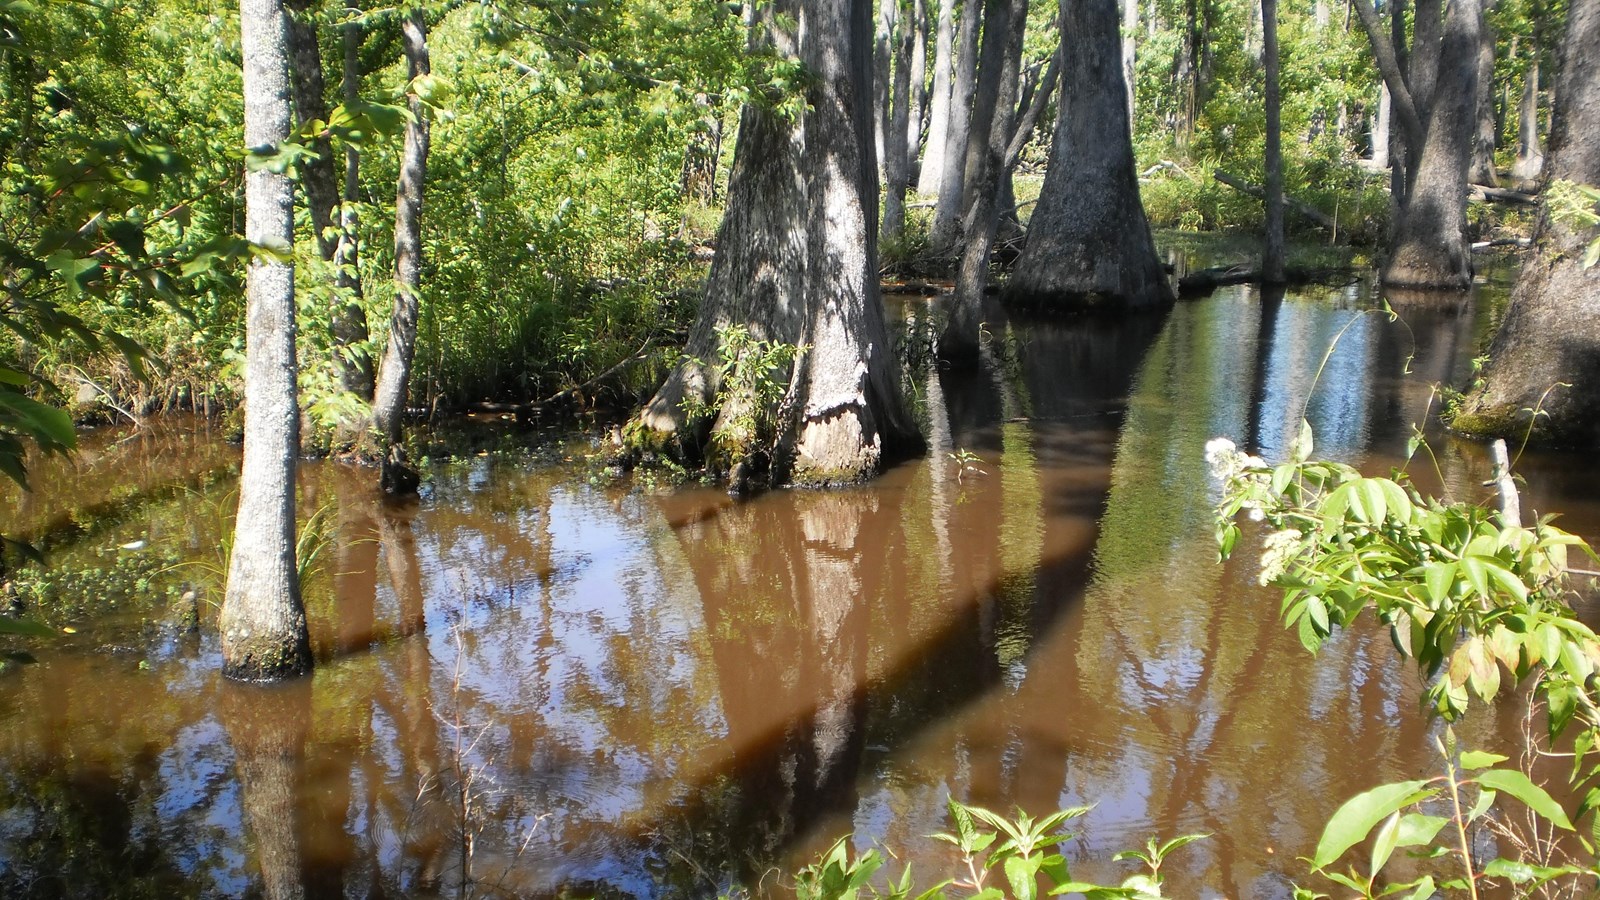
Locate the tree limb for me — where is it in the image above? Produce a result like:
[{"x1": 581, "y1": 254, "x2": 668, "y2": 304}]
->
[
  {"x1": 1003, "y1": 48, "x2": 1062, "y2": 173},
  {"x1": 1350, "y1": 0, "x2": 1426, "y2": 146}
]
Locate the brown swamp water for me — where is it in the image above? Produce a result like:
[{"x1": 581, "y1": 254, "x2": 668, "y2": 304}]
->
[{"x1": 3, "y1": 273, "x2": 1600, "y2": 899}]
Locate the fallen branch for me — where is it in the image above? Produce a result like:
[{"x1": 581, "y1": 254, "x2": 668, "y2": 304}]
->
[
  {"x1": 1177, "y1": 264, "x2": 1358, "y2": 296},
  {"x1": 1487, "y1": 439, "x2": 1522, "y2": 528},
  {"x1": 1471, "y1": 237, "x2": 1533, "y2": 252},
  {"x1": 1470, "y1": 184, "x2": 1538, "y2": 205},
  {"x1": 1213, "y1": 170, "x2": 1337, "y2": 230}
]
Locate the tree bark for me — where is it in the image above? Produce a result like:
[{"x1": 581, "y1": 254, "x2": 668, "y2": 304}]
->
[
  {"x1": 883, "y1": 0, "x2": 916, "y2": 241},
  {"x1": 1456, "y1": 0, "x2": 1600, "y2": 445},
  {"x1": 635, "y1": 1, "x2": 916, "y2": 485},
  {"x1": 331, "y1": 18, "x2": 372, "y2": 401},
  {"x1": 369, "y1": 9, "x2": 430, "y2": 491},
  {"x1": 916, "y1": 0, "x2": 957, "y2": 195},
  {"x1": 784, "y1": 0, "x2": 920, "y2": 484},
  {"x1": 875, "y1": 0, "x2": 897, "y2": 173},
  {"x1": 1382, "y1": 0, "x2": 1481, "y2": 290},
  {"x1": 1351, "y1": 0, "x2": 1425, "y2": 148},
  {"x1": 222, "y1": 0, "x2": 312, "y2": 683},
  {"x1": 1262, "y1": 0, "x2": 1285, "y2": 282},
  {"x1": 1122, "y1": 0, "x2": 1137, "y2": 124},
  {"x1": 1511, "y1": 50, "x2": 1544, "y2": 184},
  {"x1": 943, "y1": 0, "x2": 1028, "y2": 361},
  {"x1": 1007, "y1": 0, "x2": 1171, "y2": 310},
  {"x1": 929, "y1": 0, "x2": 982, "y2": 252},
  {"x1": 1410, "y1": 0, "x2": 1442, "y2": 127},
  {"x1": 906, "y1": 0, "x2": 929, "y2": 177},
  {"x1": 1471, "y1": 4, "x2": 1500, "y2": 186},
  {"x1": 284, "y1": 0, "x2": 337, "y2": 263}
]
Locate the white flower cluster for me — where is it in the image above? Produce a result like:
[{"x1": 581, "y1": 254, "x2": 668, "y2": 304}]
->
[
  {"x1": 1257, "y1": 528, "x2": 1305, "y2": 586},
  {"x1": 1203, "y1": 437, "x2": 1265, "y2": 482}
]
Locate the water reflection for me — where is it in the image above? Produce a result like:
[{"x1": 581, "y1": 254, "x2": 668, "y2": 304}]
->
[{"x1": 4, "y1": 278, "x2": 1600, "y2": 899}]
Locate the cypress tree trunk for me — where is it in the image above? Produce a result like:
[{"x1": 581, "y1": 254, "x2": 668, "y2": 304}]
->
[
  {"x1": 222, "y1": 0, "x2": 312, "y2": 683},
  {"x1": 332, "y1": 19, "x2": 372, "y2": 401},
  {"x1": 635, "y1": 0, "x2": 916, "y2": 486},
  {"x1": 1262, "y1": 0, "x2": 1285, "y2": 282},
  {"x1": 1007, "y1": 0, "x2": 1171, "y2": 310},
  {"x1": 916, "y1": 0, "x2": 957, "y2": 195},
  {"x1": 929, "y1": 0, "x2": 981, "y2": 251},
  {"x1": 1456, "y1": 0, "x2": 1600, "y2": 445},
  {"x1": 1382, "y1": 0, "x2": 1480, "y2": 290},
  {"x1": 875, "y1": 0, "x2": 897, "y2": 172},
  {"x1": 883, "y1": 0, "x2": 916, "y2": 241},
  {"x1": 369, "y1": 9, "x2": 430, "y2": 493},
  {"x1": 1471, "y1": 5, "x2": 1500, "y2": 186},
  {"x1": 905, "y1": 0, "x2": 929, "y2": 178},
  {"x1": 784, "y1": 0, "x2": 919, "y2": 484},
  {"x1": 284, "y1": 0, "x2": 337, "y2": 263},
  {"x1": 1121, "y1": 0, "x2": 1137, "y2": 124},
  {"x1": 943, "y1": 0, "x2": 1028, "y2": 361},
  {"x1": 1373, "y1": 82, "x2": 1391, "y2": 168},
  {"x1": 1511, "y1": 51, "x2": 1544, "y2": 185}
]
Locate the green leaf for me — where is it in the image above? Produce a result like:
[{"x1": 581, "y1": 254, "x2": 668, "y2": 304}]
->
[
  {"x1": 1004, "y1": 854, "x2": 1037, "y2": 900},
  {"x1": 1370, "y1": 810, "x2": 1401, "y2": 878},
  {"x1": 1312, "y1": 780, "x2": 1434, "y2": 869},
  {"x1": 0, "y1": 617, "x2": 55, "y2": 637},
  {"x1": 1423, "y1": 561, "x2": 1455, "y2": 605},
  {"x1": 1393, "y1": 813, "x2": 1448, "y2": 847},
  {"x1": 1475, "y1": 770, "x2": 1574, "y2": 830},
  {"x1": 1459, "y1": 750, "x2": 1509, "y2": 770}
]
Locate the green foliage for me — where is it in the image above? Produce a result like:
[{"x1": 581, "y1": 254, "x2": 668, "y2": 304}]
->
[
  {"x1": 679, "y1": 323, "x2": 801, "y2": 472},
  {"x1": 1546, "y1": 180, "x2": 1600, "y2": 269},
  {"x1": 790, "y1": 798, "x2": 1206, "y2": 900},
  {"x1": 1210, "y1": 424, "x2": 1600, "y2": 723}
]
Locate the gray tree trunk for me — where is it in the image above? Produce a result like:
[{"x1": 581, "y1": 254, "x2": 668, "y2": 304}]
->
[
  {"x1": 905, "y1": 0, "x2": 930, "y2": 179},
  {"x1": 1382, "y1": 0, "x2": 1481, "y2": 290},
  {"x1": 1122, "y1": 0, "x2": 1137, "y2": 124},
  {"x1": 929, "y1": 0, "x2": 982, "y2": 251},
  {"x1": 1262, "y1": 0, "x2": 1285, "y2": 282},
  {"x1": 1511, "y1": 51, "x2": 1544, "y2": 184},
  {"x1": 875, "y1": 0, "x2": 897, "y2": 171},
  {"x1": 369, "y1": 9, "x2": 430, "y2": 491},
  {"x1": 332, "y1": 19, "x2": 372, "y2": 401},
  {"x1": 1471, "y1": 4, "x2": 1499, "y2": 186},
  {"x1": 916, "y1": 0, "x2": 957, "y2": 195},
  {"x1": 1373, "y1": 82, "x2": 1392, "y2": 168},
  {"x1": 883, "y1": 0, "x2": 916, "y2": 241},
  {"x1": 784, "y1": 0, "x2": 919, "y2": 484},
  {"x1": 1410, "y1": 0, "x2": 1442, "y2": 125},
  {"x1": 222, "y1": 0, "x2": 312, "y2": 683},
  {"x1": 1007, "y1": 0, "x2": 1171, "y2": 310},
  {"x1": 1457, "y1": 0, "x2": 1600, "y2": 445},
  {"x1": 284, "y1": 0, "x2": 337, "y2": 262},
  {"x1": 943, "y1": 0, "x2": 1028, "y2": 361},
  {"x1": 636, "y1": 1, "x2": 915, "y2": 486}
]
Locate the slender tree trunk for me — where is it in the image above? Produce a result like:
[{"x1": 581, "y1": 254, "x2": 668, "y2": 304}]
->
[
  {"x1": 784, "y1": 0, "x2": 920, "y2": 484},
  {"x1": 943, "y1": 0, "x2": 1028, "y2": 361},
  {"x1": 284, "y1": 0, "x2": 337, "y2": 263},
  {"x1": 369, "y1": 9, "x2": 430, "y2": 492},
  {"x1": 1511, "y1": 50, "x2": 1545, "y2": 184},
  {"x1": 1457, "y1": 0, "x2": 1600, "y2": 444},
  {"x1": 332, "y1": 18, "x2": 372, "y2": 401},
  {"x1": 875, "y1": 0, "x2": 897, "y2": 171},
  {"x1": 884, "y1": 0, "x2": 916, "y2": 241},
  {"x1": 906, "y1": 0, "x2": 930, "y2": 179},
  {"x1": 929, "y1": 0, "x2": 982, "y2": 251},
  {"x1": 1373, "y1": 82, "x2": 1391, "y2": 167},
  {"x1": 917, "y1": 0, "x2": 957, "y2": 195},
  {"x1": 1382, "y1": 0, "x2": 1481, "y2": 290},
  {"x1": 1471, "y1": 3, "x2": 1499, "y2": 186},
  {"x1": 1122, "y1": 0, "x2": 1137, "y2": 125},
  {"x1": 1410, "y1": 0, "x2": 1442, "y2": 123},
  {"x1": 1007, "y1": 0, "x2": 1171, "y2": 310},
  {"x1": 1262, "y1": 0, "x2": 1285, "y2": 282},
  {"x1": 223, "y1": 0, "x2": 312, "y2": 683}
]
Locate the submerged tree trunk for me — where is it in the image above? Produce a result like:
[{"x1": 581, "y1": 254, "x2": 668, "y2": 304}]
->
[
  {"x1": 635, "y1": 0, "x2": 916, "y2": 486},
  {"x1": 943, "y1": 0, "x2": 1028, "y2": 361},
  {"x1": 332, "y1": 19, "x2": 372, "y2": 401},
  {"x1": 1262, "y1": 0, "x2": 1285, "y2": 282},
  {"x1": 917, "y1": 0, "x2": 957, "y2": 195},
  {"x1": 1511, "y1": 51, "x2": 1545, "y2": 185},
  {"x1": 369, "y1": 10, "x2": 431, "y2": 493},
  {"x1": 1382, "y1": 0, "x2": 1481, "y2": 290},
  {"x1": 1007, "y1": 0, "x2": 1171, "y2": 310},
  {"x1": 929, "y1": 0, "x2": 982, "y2": 252},
  {"x1": 222, "y1": 0, "x2": 312, "y2": 683},
  {"x1": 221, "y1": 683, "x2": 311, "y2": 900},
  {"x1": 1456, "y1": 0, "x2": 1600, "y2": 445}
]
